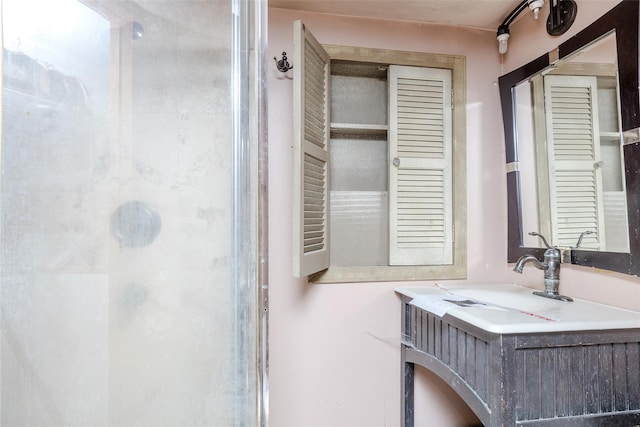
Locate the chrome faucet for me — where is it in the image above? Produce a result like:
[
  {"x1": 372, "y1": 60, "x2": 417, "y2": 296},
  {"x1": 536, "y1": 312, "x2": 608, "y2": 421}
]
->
[{"x1": 513, "y1": 232, "x2": 573, "y2": 302}]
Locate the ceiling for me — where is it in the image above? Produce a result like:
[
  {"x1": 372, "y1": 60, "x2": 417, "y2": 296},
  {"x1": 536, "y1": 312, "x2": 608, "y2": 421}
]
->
[{"x1": 268, "y1": 0, "x2": 524, "y2": 32}]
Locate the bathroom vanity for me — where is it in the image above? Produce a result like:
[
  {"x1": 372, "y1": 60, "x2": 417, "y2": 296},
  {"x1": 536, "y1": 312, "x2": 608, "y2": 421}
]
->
[{"x1": 398, "y1": 284, "x2": 640, "y2": 426}]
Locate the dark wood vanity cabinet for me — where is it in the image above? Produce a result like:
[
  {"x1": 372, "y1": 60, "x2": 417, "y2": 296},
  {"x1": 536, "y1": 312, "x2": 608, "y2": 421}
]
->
[{"x1": 400, "y1": 296, "x2": 640, "y2": 426}]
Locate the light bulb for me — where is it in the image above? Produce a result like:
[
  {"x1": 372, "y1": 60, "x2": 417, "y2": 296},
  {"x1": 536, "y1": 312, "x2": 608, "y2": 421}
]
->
[
  {"x1": 528, "y1": 0, "x2": 545, "y2": 19},
  {"x1": 497, "y1": 32, "x2": 509, "y2": 55}
]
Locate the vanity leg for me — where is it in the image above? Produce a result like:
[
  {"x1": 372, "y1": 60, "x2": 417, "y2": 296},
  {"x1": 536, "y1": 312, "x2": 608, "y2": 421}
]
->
[{"x1": 401, "y1": 347, "x2": 414, "y2": 427}]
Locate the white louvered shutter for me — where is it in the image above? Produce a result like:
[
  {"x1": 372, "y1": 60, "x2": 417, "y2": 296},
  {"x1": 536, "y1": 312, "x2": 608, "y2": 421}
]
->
[
  {"x1": 544, "y1": 75, "x2": 605, "y2": 249},
  {"x1": 292, "y1": 21, "x2": 330, "y2": 277},
  {"x1": 388, "y1": 65, "x2": 453, "y2": 265}
]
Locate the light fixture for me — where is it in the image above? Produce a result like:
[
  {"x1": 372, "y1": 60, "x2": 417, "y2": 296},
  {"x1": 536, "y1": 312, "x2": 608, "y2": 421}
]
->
[
  {"x1": 495, "y1": 0, "x2": 533, "y2": 55},
  {"x1": 497, "y1": 26, "x2": 510, "y2": 55},
  {"x1": 496, "y1": 0, "x2": 577, "y2": 55},
  {"x1": 528, "y1": 0, "x2": 545, "y2": 19}
]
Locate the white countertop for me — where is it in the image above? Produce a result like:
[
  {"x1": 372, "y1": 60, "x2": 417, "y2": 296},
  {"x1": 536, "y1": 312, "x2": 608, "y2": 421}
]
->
[{"x1": 396, "y1": 283, "x2": 640, "y2": 334}]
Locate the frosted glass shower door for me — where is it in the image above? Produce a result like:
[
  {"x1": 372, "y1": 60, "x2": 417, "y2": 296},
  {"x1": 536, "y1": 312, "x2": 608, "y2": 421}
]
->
[{"x1": 0, "y1": 0, "x2": 262, "y2": 425}]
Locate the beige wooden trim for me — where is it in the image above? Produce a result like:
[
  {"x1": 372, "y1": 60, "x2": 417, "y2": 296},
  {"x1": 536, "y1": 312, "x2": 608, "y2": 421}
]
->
[
  {"x1": 452, "y1": 53, "x2": 467, "y2": 283},
  {"x1": 324, "y1": 45, "x2": 463, "y2": 68},
  {"x1": 309, "y1": 45, "x2": 467, "y2": 283},
  {"x1": 624, "y1": 127, "x2": 640, "y2": 145},
  {"x1": 546, "y1": 62, "x2": 617, "y2": 77},
  {"x1": 310, "y1": 264, "x2": 466, "y2": 284},
  {"x1": 531, "y1": 74, "x2": 552, "y2": 240}
]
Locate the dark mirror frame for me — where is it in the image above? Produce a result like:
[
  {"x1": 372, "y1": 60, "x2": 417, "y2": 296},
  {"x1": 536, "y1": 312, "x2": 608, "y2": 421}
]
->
[{"x1": 499, "y1": 0, "x2": 640, "y2": 275}]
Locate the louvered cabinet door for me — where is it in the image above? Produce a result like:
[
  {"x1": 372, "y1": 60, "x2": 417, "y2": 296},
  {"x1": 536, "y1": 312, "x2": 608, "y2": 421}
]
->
[
  {"x1": 544, "y1": 75, "x2": 605, "y2": 250},
  {"x1": 388, "y1": 65, "x2": 453, "y2": 265},
  {"x1": 292, "y1": 21, "x2": 330, "y2": 277}
]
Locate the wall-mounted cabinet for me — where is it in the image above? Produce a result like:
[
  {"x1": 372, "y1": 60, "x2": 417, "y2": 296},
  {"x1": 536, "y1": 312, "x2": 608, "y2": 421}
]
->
[{"x1": 292, "y1": 20, "x2": 468, "y2": 283}]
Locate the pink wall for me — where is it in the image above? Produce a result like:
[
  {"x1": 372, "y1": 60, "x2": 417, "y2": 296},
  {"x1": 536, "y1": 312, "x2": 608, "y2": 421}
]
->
[
  {"x1": 269, "y1": 9, "x2": 503, "y2": 426},
  {"x1": 268, "y1": 2, "x2": 640, "y2": 425},
  {"x1": 500, "y1": 0, "x2": 621, "y2": 73}
]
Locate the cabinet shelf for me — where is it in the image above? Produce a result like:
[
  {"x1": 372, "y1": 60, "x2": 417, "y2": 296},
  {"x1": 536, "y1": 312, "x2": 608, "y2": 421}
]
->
[
  {"x1": 600, "y1": 131, "x2": 622, "y2": 141},
  {"x1": 330, "y1": 122, "x2": 388, "y2": 137}
]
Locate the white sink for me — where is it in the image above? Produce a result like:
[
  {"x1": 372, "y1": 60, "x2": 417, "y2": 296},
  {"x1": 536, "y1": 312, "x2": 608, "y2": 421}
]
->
[{"x1": 396, "y1": 283, "x2": 640, "y2": 334}]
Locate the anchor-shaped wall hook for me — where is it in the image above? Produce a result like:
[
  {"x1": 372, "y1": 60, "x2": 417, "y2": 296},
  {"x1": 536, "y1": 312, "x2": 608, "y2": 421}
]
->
[{"x1": 274, "y1": 51, "x2": 293, "y2": 72}]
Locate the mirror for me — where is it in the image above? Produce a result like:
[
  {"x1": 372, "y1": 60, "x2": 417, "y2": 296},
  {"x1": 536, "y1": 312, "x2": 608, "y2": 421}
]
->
[
  {"x1": 515, "y1": 32, "x2": 628, "y2": 252},
  {"x1": 500, "y1": 1, "x2": 640, "y2": 275}
]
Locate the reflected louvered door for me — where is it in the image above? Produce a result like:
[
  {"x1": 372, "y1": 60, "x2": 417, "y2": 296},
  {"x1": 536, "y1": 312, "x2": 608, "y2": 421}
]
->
[
  {"x1": 389, "y1": 65, "x2": 453, "y2": 265},
  {"x1": 544, "y1": 75, "x2": 605, "y2": 249},
  {"x1": 292, "y1": 21, "x2": 330, "y2": 277}
]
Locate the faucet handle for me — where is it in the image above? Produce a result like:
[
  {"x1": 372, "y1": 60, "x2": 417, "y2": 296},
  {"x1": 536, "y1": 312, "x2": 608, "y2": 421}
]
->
[
  {"x1": 574, "y1": 230, "x2": 594, "y2": 248},
  {"x1": 528, "y1": 231, "x2": 553, "y2": 249}
]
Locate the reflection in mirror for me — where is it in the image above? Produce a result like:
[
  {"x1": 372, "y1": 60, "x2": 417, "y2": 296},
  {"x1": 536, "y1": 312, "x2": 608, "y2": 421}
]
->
[
  {"x1": 514, "y1": 31, "x2": 629, "y2": 253},
  {"x1": 501, "y1": 0, "x2": 640, "y2": 276}
]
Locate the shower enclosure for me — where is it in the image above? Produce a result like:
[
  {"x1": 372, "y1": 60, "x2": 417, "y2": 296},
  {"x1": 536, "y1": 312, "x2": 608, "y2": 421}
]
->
[{"x1": 0, "y1": 0, "x2": 266, "y2": 425}]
